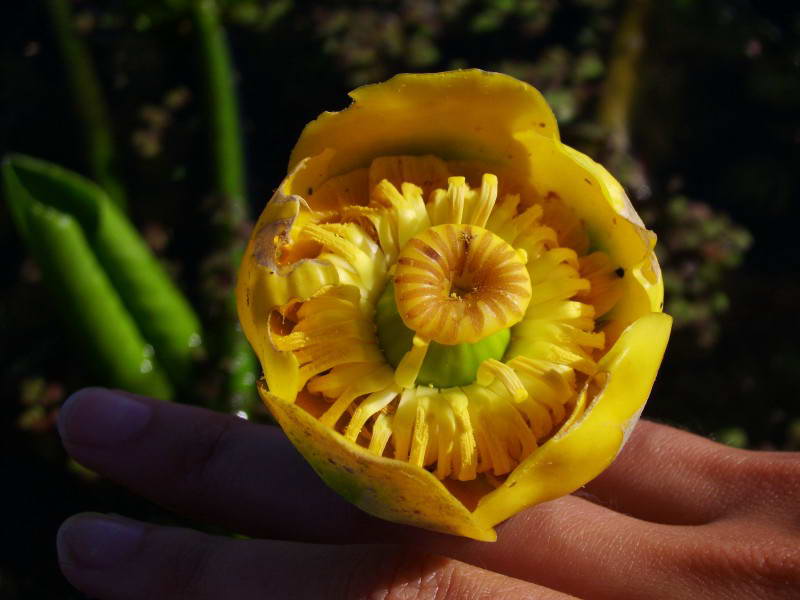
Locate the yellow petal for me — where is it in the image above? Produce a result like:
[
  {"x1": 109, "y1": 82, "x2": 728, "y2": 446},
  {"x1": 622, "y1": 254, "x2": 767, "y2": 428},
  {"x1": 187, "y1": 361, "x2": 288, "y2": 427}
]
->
[
  {"x1": 259, "y1": 380, "x2": 496, "y2": 541},
  {"x1": 531, "y1": 138, "x2": 663, "y2": 343},
  {"x1": 472, "y1": 311, "x2": 672, "y2": 529},
  {"x1": 288, "y1": 70, "x2": 559, "y2": 178}
]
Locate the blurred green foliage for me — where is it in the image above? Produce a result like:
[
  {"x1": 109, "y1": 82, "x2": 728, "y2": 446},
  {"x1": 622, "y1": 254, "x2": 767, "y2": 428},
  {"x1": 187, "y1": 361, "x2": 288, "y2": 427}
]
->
[
  {"x1": 3, "y1": 154, "x2": 201, "y2": 399},
  {"x1": 2, "y1": 0, "x2": 799, "y2": 596}
]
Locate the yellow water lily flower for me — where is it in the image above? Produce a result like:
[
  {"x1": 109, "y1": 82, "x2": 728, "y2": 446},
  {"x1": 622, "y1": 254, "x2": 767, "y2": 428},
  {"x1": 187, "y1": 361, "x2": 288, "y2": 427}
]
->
[{"x1": 237, "y1": 70, "x2": 671, "y2": 541}]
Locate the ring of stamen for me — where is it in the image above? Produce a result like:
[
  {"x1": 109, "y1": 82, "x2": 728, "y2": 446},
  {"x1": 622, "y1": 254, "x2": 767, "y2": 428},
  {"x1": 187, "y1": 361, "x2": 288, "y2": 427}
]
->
[
  {"x1": 394, "y1": 224, "x2": 532, "y2": 345},
  {"x1": 258, "y1": 158, "x2": 617, "y2": 483}
]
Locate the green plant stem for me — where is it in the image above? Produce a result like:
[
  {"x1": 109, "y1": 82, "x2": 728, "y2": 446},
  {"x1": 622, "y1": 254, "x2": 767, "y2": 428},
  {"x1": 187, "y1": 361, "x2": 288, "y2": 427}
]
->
[
  {"x1": 597, "y1": 0, "x2": 650, "y2": 158},
  {"x1": 47, "y1": 0, "x2": 127, "y2": 211},
  {"x1": 3, "y1": 160, "x2": 172, "y2": 399},
  {"x1": 193, "y1": 0, "x2": 259, "y2": 415},
  {"x1": 194, "y1": 0, "x2": 246, "y2": 220},
  {"x1": 6, "y1": 154, "x2": 203, "y2": 391}
]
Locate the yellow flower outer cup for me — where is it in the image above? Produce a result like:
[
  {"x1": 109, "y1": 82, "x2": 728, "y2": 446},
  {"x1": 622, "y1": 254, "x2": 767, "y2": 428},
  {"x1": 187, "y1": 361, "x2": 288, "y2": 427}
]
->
[{"x1": 239, "y1": 70, "x2": 672, "y2": 541}]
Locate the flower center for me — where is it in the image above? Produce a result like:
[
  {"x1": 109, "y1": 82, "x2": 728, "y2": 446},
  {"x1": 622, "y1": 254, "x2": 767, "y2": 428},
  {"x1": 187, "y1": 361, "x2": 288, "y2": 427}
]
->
[
  {"x1": 375, "y1": 280, "x2": 510, "y2": 388},
  {"x1": 393, "y1": 224, "x2": 532, "y2": 345},
  {"x1": 259, "y1": 155, "x2": 624, "y2": 482}
]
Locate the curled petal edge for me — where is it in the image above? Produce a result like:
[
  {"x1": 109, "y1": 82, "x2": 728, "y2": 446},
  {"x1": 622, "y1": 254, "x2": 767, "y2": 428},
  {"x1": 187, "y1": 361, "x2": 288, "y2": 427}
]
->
[
  {"x1": 236, "y1": 161, "x2": 344, "y2": 401},
  {"x1": 289, "y1": 70, "x2": 560, "y2": 178}
]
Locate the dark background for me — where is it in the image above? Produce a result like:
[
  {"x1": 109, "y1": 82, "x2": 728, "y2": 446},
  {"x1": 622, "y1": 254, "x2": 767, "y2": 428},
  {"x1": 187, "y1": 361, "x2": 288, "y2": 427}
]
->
[{"x1": 2, "y1": 1, "x2": 799, "y2": 596}]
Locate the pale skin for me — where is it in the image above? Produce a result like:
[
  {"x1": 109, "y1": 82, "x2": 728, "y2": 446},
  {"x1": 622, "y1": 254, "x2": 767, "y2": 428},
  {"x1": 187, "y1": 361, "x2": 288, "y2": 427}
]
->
[{"x1": 57, "y1": 388, "x2": 800, "y2": 599}]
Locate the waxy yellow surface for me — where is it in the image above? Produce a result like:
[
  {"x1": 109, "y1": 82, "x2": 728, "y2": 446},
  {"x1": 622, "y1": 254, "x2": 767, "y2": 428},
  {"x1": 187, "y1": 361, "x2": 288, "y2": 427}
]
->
[{"x1": 237, "y1": 70, "x2": 670, "y2": 540}]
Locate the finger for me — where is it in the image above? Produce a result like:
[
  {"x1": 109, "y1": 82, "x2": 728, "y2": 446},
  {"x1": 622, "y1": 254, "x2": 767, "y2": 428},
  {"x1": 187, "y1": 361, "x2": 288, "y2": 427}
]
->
[
  {"x1": 581, "y1": 420, "x2": 743, "y2": 525},
  {"x1": 57, "y1": 513, "x2": 574, "y2": 600},
  {"x1": 709, "y1": 449, "x2": 800, "y2": 529},
  {"x1": 56, "y1": 389, "x2": 667, "y2": 550},
  {"x1": 415, "y1": 494, "x2": 692, "y2": 600},
  {"x1": 59, "y1": 389, "x2": 741, "y2": 599},
  {"x1": 58, "y1": 387, "x2": 378, "y2": 541},
  {"x1": 427, "y1": 495, "x2": 800, "y2": 600}
]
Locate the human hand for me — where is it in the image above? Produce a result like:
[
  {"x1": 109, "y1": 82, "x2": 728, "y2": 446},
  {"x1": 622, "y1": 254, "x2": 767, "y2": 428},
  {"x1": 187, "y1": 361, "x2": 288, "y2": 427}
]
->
[{"x1": 57, "y1": 388, "x2": 800, "y2": 599}]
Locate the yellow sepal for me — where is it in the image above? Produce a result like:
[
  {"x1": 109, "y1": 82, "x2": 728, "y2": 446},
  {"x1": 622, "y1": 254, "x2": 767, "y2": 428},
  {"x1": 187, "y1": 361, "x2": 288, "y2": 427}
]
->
[
  {"x1": 472, "y1": 312, "x2": 672, "y2": 528},
  {"x1": 258, "y1": 380, "x2": 496, "y2": 541},
  {"x1": 289, "y1": 70, "x2": 559, "y2": 178},
  {"x1": 529, "y1": 137, "x2": 663, "y2": 342}
]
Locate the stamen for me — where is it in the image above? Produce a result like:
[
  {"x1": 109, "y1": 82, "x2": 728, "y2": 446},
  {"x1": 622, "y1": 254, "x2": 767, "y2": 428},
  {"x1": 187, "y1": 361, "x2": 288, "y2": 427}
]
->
[
  {"x1": 467, "y1": 173, "x2": 498, "y2": 228},
  {"x1": 369, "y1": 413, "x2": 394, "y2": 456},
  {"x1": 446, "y1": 176, "x2": 467, "y2": 224},
  {"x1": 315, "y1": 365, "x2": 394, "y2": 427},
  {"x1": 299, "y1": 223, "x2": 387, "y2": 300},
  {"x1": 443, "y1": 389, "x2": 477, "y2": 480},
  {"x1": 410, "y1": 391, "x2": 432, "y2": 467},
  {"x1": 395, "y1": 335, "x2": 430, "y2": 388},
  {"x1": 301, "y1": 223, "x2": 361, "y2": 264},
  {"x1": 477, "y1": 359, "x2": 528, "y2": 402},
  {"x1": 344, "y1": 386, "x2": 399, "y2": 441},
  {"x1": 373, "y1": 180, "x2": 430, "y2": 248},
  {"x1": 576, "y1": 251, "x2": 625, "y2": 318},
  {"x1": 432, "y1": 401, "x2": 456, "y2": 479},
  {"x1": 392, "y1": 388, "x2": 419, "y2": 461}
]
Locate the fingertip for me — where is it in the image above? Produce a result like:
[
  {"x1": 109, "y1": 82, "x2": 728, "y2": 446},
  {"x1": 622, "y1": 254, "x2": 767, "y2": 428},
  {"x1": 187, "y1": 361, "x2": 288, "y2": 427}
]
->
[
  {"x1": 58, "y1": 387, "x2": 153, "y2": 448},
  {"x1": 56, "y1": 387, "x2": 93, "y2": 443},
  {"x1": 58, "y1": 513, "x2": 145, "y2": 572}
]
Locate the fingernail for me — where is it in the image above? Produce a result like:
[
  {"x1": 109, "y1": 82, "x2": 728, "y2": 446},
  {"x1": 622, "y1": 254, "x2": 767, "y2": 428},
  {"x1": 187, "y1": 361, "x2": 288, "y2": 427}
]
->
[
  {"x1": 57, "y1": 514, "x2": 144, "y2": 569},
  {"x1": 58, "y1": 388, "x2": 152, "y2": 446}
]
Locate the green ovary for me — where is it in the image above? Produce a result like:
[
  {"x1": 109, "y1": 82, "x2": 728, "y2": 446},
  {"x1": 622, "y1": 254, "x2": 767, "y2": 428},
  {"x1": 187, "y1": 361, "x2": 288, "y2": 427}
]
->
[{"x1": 375, "y1": 281, "x2": 510, "y2": 388}]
